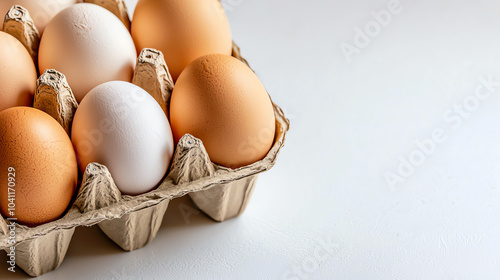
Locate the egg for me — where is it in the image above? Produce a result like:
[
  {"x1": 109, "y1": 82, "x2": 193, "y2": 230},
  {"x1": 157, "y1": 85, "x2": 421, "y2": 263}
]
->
[
  {"x1": 170, "y1": 54, "x2": 276, "y2": 169},
  {"x1": 0, "y1": 0, "x2": 77, "y2": 34},
  {"x1": 0, "y1": 107, "x2": 78, "y2": 227},
  {"x1": 72, "y1": 81, "x2": 174, "y2": 195},
  {"x1": 131, "y1": 0, "x2": 232, "y2": 81},
  {"x1": 38, "y1": 3, "x2": 137, "y2": 102},
  {"x1": 0, "y1": 32, "x2": 37, "y2": 112}
]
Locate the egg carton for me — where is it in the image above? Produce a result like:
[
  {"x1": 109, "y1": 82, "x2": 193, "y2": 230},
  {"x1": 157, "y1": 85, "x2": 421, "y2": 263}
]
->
[{"x1": 0, "y1": 1, "x2": 289, "y2": 277}]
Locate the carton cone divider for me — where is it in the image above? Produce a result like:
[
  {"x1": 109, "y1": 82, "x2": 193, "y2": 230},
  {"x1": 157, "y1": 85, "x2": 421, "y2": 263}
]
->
[
  {"x1": 133, "y1": 48, "x2": 174, "y2": 117},
  {"x1": 75, "y1": 163, "x2": 122, "y2": 213},
  {"x1": 0, "y1": 3, "x2": 290, "y2": 274},
  {"x1": 83, "y1": 0, "x2": 131, "y2": 31},
  {"x1": 34, "y1": 69, "x2": 79, "y2": 135},
  {"x1": 3, "y1": 5, "x2": 40, "y2": 66}
]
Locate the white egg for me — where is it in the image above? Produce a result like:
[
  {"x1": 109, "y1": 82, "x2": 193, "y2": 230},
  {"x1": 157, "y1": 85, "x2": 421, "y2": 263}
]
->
[
  {"x1": 38, "y1": 3, "x2": 136, "y2": 102},
  {"x1": 72, "y1": 81, "x2": 174, "y2": 195},
  {"x1": 0, "y1": 0, "x2": 77, "y2": 34}
]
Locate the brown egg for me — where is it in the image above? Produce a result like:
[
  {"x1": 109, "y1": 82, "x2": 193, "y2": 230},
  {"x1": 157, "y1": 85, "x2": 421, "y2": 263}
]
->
[
  {"x1": 170, "y1": 54, "x2": 276, "y2": 169},
  {"x1": 0, "y1": 32, "x2": 37, "y2": 112},
  {"x1": 0, "y1": 107, "x2": 78, "y2": 227},
  {"x1": 131, "y1": 0, "x2": 233, "y2": 81}
]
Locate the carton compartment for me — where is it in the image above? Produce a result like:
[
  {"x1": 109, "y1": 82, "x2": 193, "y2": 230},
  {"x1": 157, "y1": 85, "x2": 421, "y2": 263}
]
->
[
  {"x1": 0, "y1": 2, "x2": 290, "y2": 277},
  {"x1": 13, "y1": 228, "x2": 75, "y2": 277},
  {"x1": 98, "y1": 199, "x2": 170, "y2": 251},
  {"x1": 190, "y1": 175, "x2": 258, "y2": 222}
]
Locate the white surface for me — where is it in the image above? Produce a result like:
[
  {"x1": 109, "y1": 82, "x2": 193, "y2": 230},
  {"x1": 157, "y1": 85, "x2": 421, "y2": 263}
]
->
[{"x1": 3, "y1": 0, "x2": 500, "y2": 279}]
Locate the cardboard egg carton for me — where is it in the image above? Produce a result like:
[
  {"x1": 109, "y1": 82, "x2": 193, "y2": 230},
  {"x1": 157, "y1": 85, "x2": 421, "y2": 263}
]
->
[{"x1": 0, "y1": 2, "x2": 290, "y2": 277}]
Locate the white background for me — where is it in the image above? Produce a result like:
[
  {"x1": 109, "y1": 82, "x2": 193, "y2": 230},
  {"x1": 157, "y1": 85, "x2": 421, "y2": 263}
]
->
[{"x1": 2, "y1": 0, "x2": 500, "y2": 279}]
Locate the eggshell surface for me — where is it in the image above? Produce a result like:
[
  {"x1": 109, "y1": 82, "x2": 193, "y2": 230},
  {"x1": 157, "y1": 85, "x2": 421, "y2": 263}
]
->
[
  {"x1": 131, "y1": 0, "x2": 233, "y2": 81},
  {"x1": 0, "y1": 107, "x2": 78, "y2": 227},
  {"x1": 72, "y1": 81, "x2": 174, "y2": 195},
  {"x1": 38, "y1": 3, "x2": 137, "y2": 102},
  {"x1": 0, "y1": 32, "x2": 37, "y2": 112},
  {"x1": 0, "y1": 0, "x2": 77, "y2": 34},
  {"x1": 170, "y1": 54, "x2": 276, "y2": 169}
]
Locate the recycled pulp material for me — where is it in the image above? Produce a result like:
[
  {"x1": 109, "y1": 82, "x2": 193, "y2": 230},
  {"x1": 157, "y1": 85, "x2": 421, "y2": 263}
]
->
[
  {"x1": 2, "y1": 5, "x2": 39, "y2": 64},
  {"x1": 0, "y1": 2, "x2": 290, "y2": 277}
]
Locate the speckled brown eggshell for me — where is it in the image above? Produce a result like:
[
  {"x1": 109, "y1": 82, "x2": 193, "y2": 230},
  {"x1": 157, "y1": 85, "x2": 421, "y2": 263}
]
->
[
  {"x1": 170, "y1": 54, "x2": 276, "y2": 169},
  {"x1": 0, "y1": 32, "x2": 37, "y2": 112},
  {"x1": 131, "y1": 0, "x2": 233, "y2": 81},
  {"x1": 0, "y1": 107, "x2": 78, "y2": 227}
]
